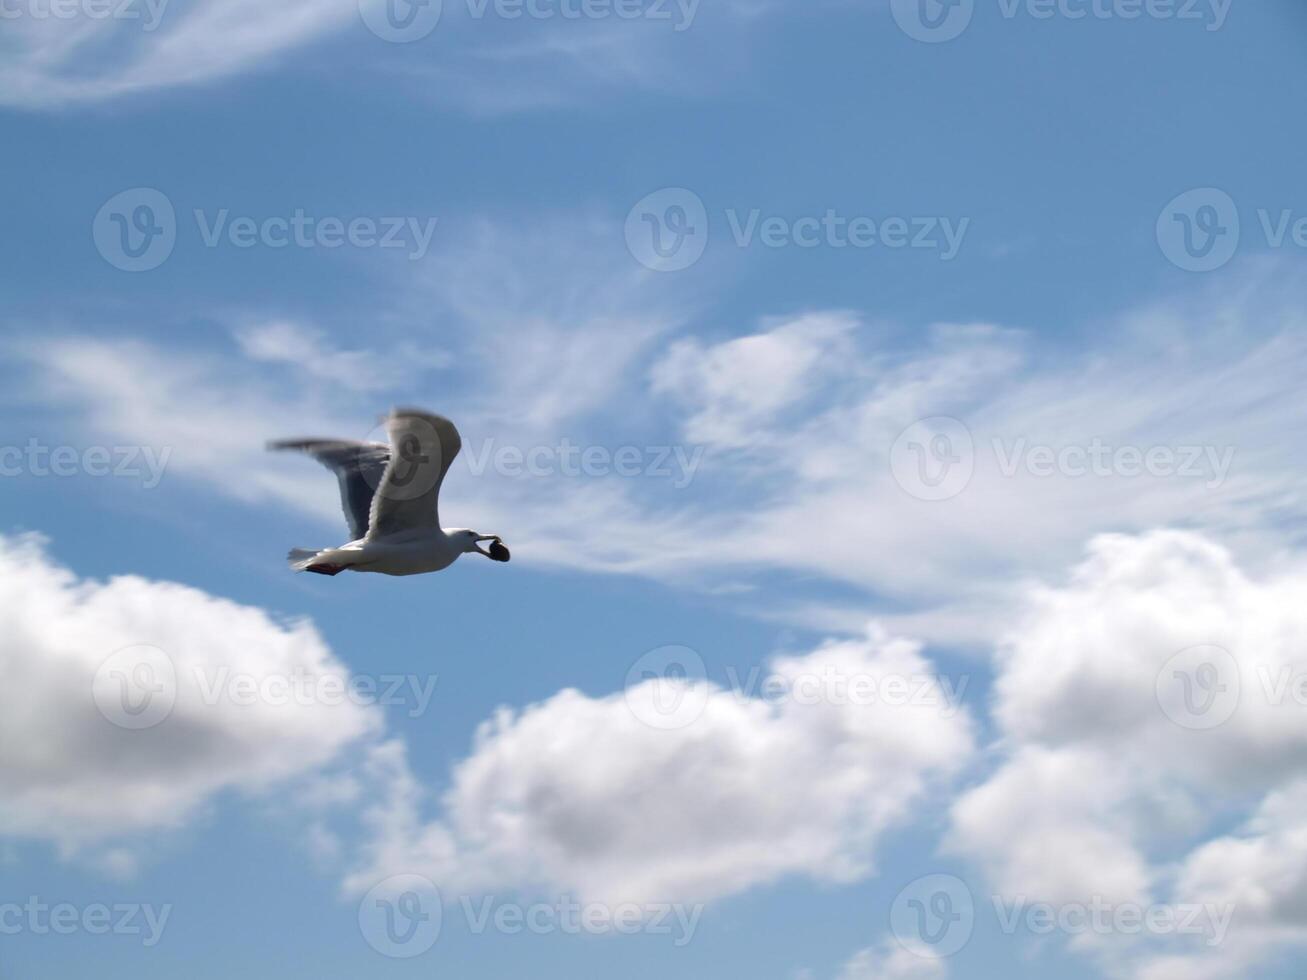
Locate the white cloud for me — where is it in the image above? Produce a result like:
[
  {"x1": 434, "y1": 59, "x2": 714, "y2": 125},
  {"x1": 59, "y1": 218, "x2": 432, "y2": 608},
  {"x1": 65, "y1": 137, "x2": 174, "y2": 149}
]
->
[
  {"x1": 20, "y1": 257, "x2": 1307, "y2": 644},
  {"x1": 837, "y1": 939, "x2": 948, "y2": 980},
  {"x1": 324, "y1": 1, "x2": 806, "y2": 117},
  {"x1": 0, "y1": 532, "x2": 380, "y2": 866},
  {"x1": 0, "y1": 0, "x2": 804, "y2": 111},
  {"x1": 233, "y1": 320, "x2": 450, "y2": 392},
  {"x1": 1129, "y1": 780, "x2": 1307, "y2": 980},
  {"x1": 632, "y1": 269, "x2": 1307, "y2": 642},
  {"x1": 948, "y1": 530, "x2": 1307, "y2": 978},
  {"x1": 407, "y1": 216, "x2": 683, "y2": 429},
  {"x1": 0, "y1": 0, "x2": 354, "y2": 109},
  {"x1": 345, "y1": 627, "x2": 974, "y2": 906},
  {"x1": 651, "y1": 312, "x2": 858, "y2": 448},
  {"x1": 12, "y1": 217, "x2": 697, "y2": 568}
]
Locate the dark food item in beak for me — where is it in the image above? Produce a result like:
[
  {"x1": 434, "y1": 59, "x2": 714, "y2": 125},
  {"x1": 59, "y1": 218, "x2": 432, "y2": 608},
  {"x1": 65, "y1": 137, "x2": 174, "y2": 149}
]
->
[{"x1": 488, "y1": 540, "x2": 511, "y2": 563}]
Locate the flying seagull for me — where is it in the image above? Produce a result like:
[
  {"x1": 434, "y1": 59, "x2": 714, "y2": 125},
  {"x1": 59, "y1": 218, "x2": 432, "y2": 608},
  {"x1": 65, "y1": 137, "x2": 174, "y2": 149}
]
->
[{"x1": 268, "y1": 408, "x2": 509, "y2": 577}]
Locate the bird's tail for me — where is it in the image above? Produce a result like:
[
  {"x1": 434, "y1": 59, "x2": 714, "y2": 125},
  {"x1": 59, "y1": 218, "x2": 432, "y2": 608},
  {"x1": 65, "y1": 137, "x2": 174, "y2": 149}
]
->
[
  {"x1": 288, "y1": 548, "x2": 321, "y2": 568},
  {"x1": 287, "y1": 548, "x2": 342, "y2": 576}
]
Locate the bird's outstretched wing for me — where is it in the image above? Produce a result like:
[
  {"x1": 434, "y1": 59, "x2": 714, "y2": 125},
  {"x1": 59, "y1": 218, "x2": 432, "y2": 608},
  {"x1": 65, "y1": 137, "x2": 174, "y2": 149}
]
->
[
  {"x1": 267, "y1": 439, "x2": 391, "y2": 540},
  {"x1": 366, "y1": 409, "x2": 462, "y2": 540}
]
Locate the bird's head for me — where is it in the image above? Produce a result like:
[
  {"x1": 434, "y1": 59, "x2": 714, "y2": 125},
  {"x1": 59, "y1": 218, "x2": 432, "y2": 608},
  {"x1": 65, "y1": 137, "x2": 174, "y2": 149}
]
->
[{"x1": 458, "y1": 531, "x2": 511, "y2": 562}]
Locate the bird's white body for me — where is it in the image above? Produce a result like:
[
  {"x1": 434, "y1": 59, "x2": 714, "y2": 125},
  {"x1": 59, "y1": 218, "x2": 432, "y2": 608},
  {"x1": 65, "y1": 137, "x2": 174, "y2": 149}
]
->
[{"x1": 302, "y1": 529, "x2": 475, "y2": 577}]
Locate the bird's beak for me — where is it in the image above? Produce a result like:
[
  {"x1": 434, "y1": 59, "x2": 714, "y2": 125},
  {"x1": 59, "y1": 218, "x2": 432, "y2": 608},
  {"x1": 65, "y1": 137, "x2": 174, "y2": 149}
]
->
[{"x1": 476, "y1": 535, "x2": 511, "y2": 562}]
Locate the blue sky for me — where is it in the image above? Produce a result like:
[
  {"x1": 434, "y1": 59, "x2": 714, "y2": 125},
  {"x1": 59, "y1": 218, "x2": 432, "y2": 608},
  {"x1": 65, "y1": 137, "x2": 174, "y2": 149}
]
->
[{"x1": 3, "y1": 2, "x2": 1307, "y2": 979}]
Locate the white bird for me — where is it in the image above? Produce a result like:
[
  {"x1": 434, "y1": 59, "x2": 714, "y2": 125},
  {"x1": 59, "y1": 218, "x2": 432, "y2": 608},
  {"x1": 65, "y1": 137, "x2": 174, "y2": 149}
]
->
[{"x1": 268, "y1": 408, "x2": 509, "y2": 577}]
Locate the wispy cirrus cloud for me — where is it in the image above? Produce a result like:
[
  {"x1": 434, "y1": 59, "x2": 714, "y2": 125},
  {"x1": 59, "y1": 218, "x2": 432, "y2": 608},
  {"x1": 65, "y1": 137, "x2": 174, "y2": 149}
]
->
[
  {"x1": 13, "y1": 234, "x2": 1307, "y2": 644},
  {"x1": 0, "y1": 0, "x2": 354, "y2": 109},
  {"x1": 0, "y1": 0, "x2": 806, "y2": 111}
]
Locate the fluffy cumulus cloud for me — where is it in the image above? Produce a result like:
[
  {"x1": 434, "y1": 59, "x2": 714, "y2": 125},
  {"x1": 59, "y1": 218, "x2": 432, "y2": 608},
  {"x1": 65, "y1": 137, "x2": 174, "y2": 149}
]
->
[
  {"x1": 346, "y1": 628, "x2": 974, "y2": 906},
  {"x1": 0, "y1": 533, "x2": 380, "y2": 867},
  {"x1": 949, "y1": 530, "x2": 1307, "y2": 978}
]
